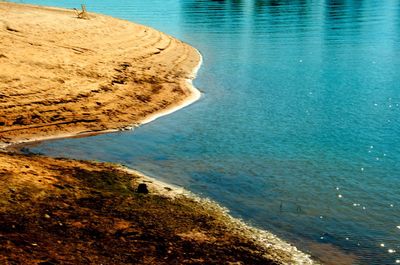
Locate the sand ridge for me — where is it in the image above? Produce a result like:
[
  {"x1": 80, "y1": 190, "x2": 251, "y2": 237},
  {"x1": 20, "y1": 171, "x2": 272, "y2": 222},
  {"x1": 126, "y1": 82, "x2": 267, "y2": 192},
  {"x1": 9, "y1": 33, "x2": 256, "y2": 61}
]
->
[{"x1": 0, "y1": 2, "x2": 201, "y2": 146}]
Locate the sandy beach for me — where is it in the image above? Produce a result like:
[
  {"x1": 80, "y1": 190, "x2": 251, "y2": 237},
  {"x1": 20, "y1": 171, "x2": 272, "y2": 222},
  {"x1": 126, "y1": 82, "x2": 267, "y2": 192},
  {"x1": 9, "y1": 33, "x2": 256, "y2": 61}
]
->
[
  {"x1": 0, "y1": 2, "x2": 200, "y2": 146},
  {"x1": 0, "y1": 3, "x2": 317, "y2": 264}
]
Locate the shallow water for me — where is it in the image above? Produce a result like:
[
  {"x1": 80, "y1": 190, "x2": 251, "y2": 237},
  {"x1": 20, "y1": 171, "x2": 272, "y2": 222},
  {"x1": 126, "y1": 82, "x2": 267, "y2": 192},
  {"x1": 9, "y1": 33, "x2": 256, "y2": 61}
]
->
[{"x1": 22, "y1": 0, "x2": 400, "y2": 264}]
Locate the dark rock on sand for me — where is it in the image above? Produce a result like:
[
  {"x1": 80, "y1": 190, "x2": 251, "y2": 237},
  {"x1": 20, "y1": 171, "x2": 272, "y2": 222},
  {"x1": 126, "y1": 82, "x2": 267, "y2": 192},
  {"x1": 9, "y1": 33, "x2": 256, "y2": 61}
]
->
[{"x1": 137, "y1": 183, "x2": 149, "y2": 194}]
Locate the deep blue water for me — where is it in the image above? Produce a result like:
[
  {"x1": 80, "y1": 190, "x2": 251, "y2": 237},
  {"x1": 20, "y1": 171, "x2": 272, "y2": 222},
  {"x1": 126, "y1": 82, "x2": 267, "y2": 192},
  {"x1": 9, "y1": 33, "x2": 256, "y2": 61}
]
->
[{"x1": 21, "y1": 0, "x2": 400, "y2": 264}]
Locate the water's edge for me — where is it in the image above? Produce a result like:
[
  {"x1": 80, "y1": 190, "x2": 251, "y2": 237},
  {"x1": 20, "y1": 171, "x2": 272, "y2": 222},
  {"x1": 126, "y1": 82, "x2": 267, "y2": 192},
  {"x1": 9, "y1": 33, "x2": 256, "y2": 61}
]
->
[
  {"x1": 121, "y1": 166, "x2": 317, "y2": 264},
  {"x1": 2, "y1": 7, "x2": 318, "y2": 263},
  {"x1": 1, "y1": 46, "x2": 202, "y2": 151}
]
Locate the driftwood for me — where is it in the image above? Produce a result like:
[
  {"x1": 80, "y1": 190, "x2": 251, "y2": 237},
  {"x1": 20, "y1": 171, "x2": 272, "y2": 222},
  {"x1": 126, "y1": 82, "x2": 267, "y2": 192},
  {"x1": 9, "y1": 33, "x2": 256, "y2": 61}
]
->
[{"x1": 74, "y1": 4, "x2": 90, "y2": 20}]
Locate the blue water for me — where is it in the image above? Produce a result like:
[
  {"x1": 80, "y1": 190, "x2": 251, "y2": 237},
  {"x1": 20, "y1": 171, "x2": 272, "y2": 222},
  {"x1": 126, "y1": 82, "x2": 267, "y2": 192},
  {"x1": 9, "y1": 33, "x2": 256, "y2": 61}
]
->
[{"x1": 21, "y1": 0, "x2": 400, "y2": 264}]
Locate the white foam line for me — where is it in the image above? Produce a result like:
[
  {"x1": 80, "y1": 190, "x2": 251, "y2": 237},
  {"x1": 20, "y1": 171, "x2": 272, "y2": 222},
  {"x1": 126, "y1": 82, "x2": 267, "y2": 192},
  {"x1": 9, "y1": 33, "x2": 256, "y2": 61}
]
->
[
  {"x1": 1, "y1": 50, "x2": 203, "y2": 150},
  {"x1": 140, "y1": 50, "x2": 203, "y2": 125},
  {"x1": 0, "y1": 42, "x2": 317, "y2": 264},
  {"x1": 120, "y1": 165, "x2": 318, "y2": 265}
]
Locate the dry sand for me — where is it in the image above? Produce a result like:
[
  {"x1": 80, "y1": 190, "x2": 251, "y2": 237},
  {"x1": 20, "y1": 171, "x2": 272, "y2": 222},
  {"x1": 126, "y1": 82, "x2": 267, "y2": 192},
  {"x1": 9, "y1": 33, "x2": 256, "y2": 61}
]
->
[
  {"x1": 0, "y1": 3, "x2": 321, "y2": 264},
  {"x1": 0, "y1": 2, "x2": 200, "y2": 147}
]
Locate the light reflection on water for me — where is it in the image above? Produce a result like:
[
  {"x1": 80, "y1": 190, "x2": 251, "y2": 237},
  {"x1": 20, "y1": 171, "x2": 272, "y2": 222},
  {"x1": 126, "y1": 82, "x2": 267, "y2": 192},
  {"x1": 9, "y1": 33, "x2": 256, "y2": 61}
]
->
[{"x1": 21, "y1": 0, "x2": 400, "y2": 264}]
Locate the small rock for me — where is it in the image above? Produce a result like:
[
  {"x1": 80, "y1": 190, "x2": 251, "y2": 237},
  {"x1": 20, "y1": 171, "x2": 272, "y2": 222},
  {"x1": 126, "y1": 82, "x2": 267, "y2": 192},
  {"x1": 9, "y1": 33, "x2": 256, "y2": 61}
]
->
[
  {"x1": 137, "y1": 183, "x2": 149, "y2": 194},
  {"x1": 44, "y1": 214, "x2": 51, "y2": 219}
]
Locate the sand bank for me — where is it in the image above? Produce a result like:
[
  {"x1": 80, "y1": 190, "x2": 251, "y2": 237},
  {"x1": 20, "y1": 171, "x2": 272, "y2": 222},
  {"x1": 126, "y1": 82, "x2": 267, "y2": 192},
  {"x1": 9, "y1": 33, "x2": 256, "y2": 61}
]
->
[
  {"x1": 0, "y1": 3, "x2": 319, "y2": 264},
  {"x1": 0, "y1": 2, "x2": 201, "y2": 147}
]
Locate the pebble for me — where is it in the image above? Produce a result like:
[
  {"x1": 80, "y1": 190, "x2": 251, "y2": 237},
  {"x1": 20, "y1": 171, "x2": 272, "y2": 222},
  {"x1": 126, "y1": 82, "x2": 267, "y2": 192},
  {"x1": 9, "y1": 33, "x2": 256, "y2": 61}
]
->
[{"x1": 137, "y1": 183, "x2": 149, "y2": 194}]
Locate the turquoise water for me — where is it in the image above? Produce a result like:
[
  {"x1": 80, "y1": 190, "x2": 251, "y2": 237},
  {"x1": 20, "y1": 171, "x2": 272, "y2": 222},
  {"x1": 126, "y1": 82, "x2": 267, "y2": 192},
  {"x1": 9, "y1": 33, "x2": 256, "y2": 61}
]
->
[{"x1": 22, "y1": 0, "x2": 400, "y2": 264}]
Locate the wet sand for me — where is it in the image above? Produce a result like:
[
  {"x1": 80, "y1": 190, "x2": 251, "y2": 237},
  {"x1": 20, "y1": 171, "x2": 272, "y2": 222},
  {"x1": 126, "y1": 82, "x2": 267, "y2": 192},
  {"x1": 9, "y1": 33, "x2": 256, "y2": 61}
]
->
[{"x1": 0, "y1": 3, "x2": 317, "y2": 264}]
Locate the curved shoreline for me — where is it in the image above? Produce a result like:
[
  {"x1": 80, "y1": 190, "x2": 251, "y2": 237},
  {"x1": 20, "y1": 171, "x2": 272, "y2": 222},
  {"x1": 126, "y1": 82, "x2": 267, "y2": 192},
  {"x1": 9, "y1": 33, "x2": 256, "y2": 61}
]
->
[
  {"x1": 0, "y1": 3, "x2": 318, "y2": 264},
  {"x1": 2, "y1": 51, "x2": 203, "y2": 151},
  {"x1": 139, "y1": 51, "x2": 203, "y2": 126},
  {"x1": 0, "y1": 2, "x2": 203, "y2": 150},
  {"x1": 121, "y1": 166, "x2": 317, "y2": 264}
]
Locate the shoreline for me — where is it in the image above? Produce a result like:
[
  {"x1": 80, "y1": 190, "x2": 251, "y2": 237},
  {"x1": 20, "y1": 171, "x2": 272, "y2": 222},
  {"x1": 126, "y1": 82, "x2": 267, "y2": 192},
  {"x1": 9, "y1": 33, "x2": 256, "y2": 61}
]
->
[
  {"x1": 2, "y1": 51, "x2": 203, "y2": 152},
  {"x1": 0, "y1": 2, "x2": 202, "y2": 147},
  {"x1": 0, "y1": 1, "x2": 203, "y2": 151},
  {"x1": 0, "y1": 3, "x2": 318, "y2": 264},
  {"x1": 139, "y1": 51, "x2": 203, "y2": 126},
  {"x1": 0, "y1": 151, "x2": 317, "y2": 264},
  {"x1": 121, "y1": 166, "x2": 317, "y2": 264}
]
